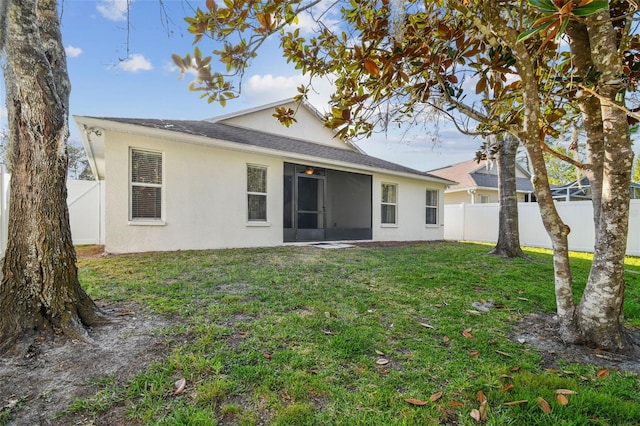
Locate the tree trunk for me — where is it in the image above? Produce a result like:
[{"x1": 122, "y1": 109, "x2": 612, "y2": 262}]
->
[
  {"x1": 489, "y1": 134, "x2": 526, "y2": 258},
  {"x1": 0, "y1": 0, "x2": 105, "y2": 353},
  {"x1": 574, "y1": 11, "x2": 633, "y2": 351}
]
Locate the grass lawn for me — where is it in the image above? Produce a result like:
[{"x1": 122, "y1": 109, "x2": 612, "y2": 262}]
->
[{"x1": 69, "y1": 242, "x2": 640, "y2": 425}]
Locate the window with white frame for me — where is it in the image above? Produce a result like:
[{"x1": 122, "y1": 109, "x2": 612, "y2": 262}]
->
[
  {"x1": 247, "y1": 165, "x2": 267, "y2": 221},
  {"x1": 479, "y1": 194, "x2": 489, "y2": 204},
  {"x1": 381, "y1": 183, "x2": 397, "y2": 224},
  {"x1": 425, "y1": 189, "x2": 438, "y2": 225},
  {"x1": 130, "y1": 148, "x2": 163, "y2": 220}
]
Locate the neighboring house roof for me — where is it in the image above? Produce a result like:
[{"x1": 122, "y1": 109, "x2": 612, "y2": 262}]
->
[
  {"x1": 428, "y1": 159, "x2": 534, "y2": 193},
  {"x1": 74, "y1": 114, "x2": 454, "y2": 185},
  {"x1": 551, "y1": 176, "x2": 640, "y2": 200}
]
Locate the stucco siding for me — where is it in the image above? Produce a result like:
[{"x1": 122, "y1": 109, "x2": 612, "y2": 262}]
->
[
  {"x1": 220, "y1": 102, "x2": 345, "y2": 149},
  {"x1": 104, "y1": 131, "x2": 284, "y2": 253},
  {"x1": 372, "y1": 174, "x2": 446, "y2": 242}
]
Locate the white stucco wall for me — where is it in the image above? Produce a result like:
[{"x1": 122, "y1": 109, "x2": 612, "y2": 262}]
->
[
  {"x1": 371, "y1": 173, "x2": 446, "y2": 242},
  {"x1": 219, "y1": 102, "x2": 347, "y2": 149},
  {"x1": 102, "y1": 131, "x2": 447, "y2": 253},
  {"x1": 104, "y1": 131, "x2": 285, "y2": 253}
]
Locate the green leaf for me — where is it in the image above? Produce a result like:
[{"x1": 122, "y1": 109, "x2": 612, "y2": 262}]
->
[
  {"x1": 573, "y1": 1, "x2": 609, "y2": 16},
  {"x1": 528, "y1": 0, "x2": 558, "y2": 13}
]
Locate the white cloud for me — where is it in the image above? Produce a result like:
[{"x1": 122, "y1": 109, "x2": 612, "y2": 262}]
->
[
  {"x1": 117, "y1": 54, "x2": 153, "y2": 72},
  {"x1": 65, "y1": 45, "x2": 82, "y2": 58},
  {"x1": 97, "y1": 0, "x2": 131, "y2": 22},
  {"x1": 243, "y1": 73, "x2": 335, "y2": 113}
]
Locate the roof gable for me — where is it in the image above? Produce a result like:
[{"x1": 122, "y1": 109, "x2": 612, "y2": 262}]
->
[
  {"x1": 206, "y1": 99, "x2": 357, "y2": 151},
  {"x1": 428, "y1": 159, "x2": 533, "y2": 192}
]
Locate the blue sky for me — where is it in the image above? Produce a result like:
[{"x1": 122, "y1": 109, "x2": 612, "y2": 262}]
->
[{"x1": 0, "y1": 0, "x2": 482, "y2": 171}]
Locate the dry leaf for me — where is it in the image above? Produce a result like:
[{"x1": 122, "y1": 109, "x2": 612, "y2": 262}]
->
[
  {"x1": 555, "y1": 389, "x2": 577, "y2": 395},
  {"x1": 405, "y1": 398, "x2": 428, "y2": 406},
  {"x1": 469, "y1": 351, "x2": 480, "y2": 358},
  {"x1": 470, "y1": 409, "x2": 481, "y2": 422},
  {"x1": 479, "y1": 400, "x2": 488, "y2": 420},
  {"x1": 465, "y1": 309, "x2": 482, "y2": 315},
  {"x1": 596, "y1": 368, "x2": 610, "y2": 378},
  {"x1": 443, "y1": 335, "x2": 450, "y2": 342},
  {"x1": 430, "y1": 391, "x2": 443, "y2": 402},
  {"x1": 450, "y1": 401, "x2": 464, "y2": 408},
  {"x1": 263, "y1": 352, "x2": 272, "y2": 359},
  {"x1": 463, "y1": 328, "x2": 473, "y2": 339},
  {"x1": 502, "y1": 383, "x2": 514, "y2": 392},
  {"x1": 517, "y1": 297, "x2": 529, "y2": 301},
  {"x1": 173, "y1": 378, "x2": 186, "y2": 396},
  {"x1": 495, "y1": 350, "x2": 513, "y2": 358},
  {"x1": 434, "y1": 303, "x2": 443, "y2": 308},
  {"x1": 420, "y1": 322, "x2": 434, "y2": 329},
  {"x1": 376, "y1": 358, "x2": 389, "y2": 365},
  {"x1": 503, "y1": 400, "x2": 528, "y2": 406},
  {"x1": 479, "y1": 276, "x2": 487, "y2": 281},
  {"x1": 477, "y1": 390, "x2": 487, "y2": 403},
  {"x1": 556, "y1": 394, "x2": 569, "y2": 406},
  {"x1": 375, "y1": 349, "x2": 385, "y2": 356},
  {"x1": 537, "y1": 397, "x2": 552, "y2": 414}
]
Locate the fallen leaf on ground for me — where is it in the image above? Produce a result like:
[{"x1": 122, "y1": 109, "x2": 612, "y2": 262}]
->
[
  {"x1": 470, "y1": 409, "x2": 481, "y2": 421},
  {"x1": 538, "y1": 397, "x2": 552, "y2": 414},
  {"x1": 376, "y1": 358, "x2": 389, "y2": 365},
  {"x1": 555, "y1": 389, "x2": 577, "y2": 395},
  {"x1": 420, "y1": 322, "x2": 434, "y2": 329},
  {"x1": 430, "y1": 391, "x2": 443, "y2": 402},
  {"x1": 477, "y1": 390, "x2": 487, "y2": 403},
  {"x1": 556, "y1": 394, "x2": 569, "y2": 406},
  {"x1": 405, "y1": 398, "x2": 428, "y2": 406},
  {"x1": 495, "y1": 350, "x2": 513, "y2": 358},
  {"x1": 503, "y1": 400, "x2": 528, "y2": 406},
  {"x1": 502, "y1": 383, "x2": 514, "y2": 392},
  {"x1": 479, "y1": 400, "x2": 488, "y2": 420},
  {"x1": 375, "y1": 349, "x2": 385, "y2": 356},
  {"x1": 596, "y1": 368, "x2": 610, "y2": 378},
  {"x1": 174, "y1": 378, "x2": 186, "y2": 395},
  {"x1": 463, "y1": 328, "x2": 473, "y2": 339},
  {"x1": 449, "y1": 401, "x2": 464, "y2": 408},
  {"x1": 263, "y1": 352, "x2": 272, "y2": 359},
  {"x1": 469, "y1": 351, "x2": 480, "y2": 357}
]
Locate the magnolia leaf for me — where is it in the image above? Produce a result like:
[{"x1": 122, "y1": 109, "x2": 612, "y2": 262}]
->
[
  {"x1": 450, "y1": 401, "x2": 464, "y2": 408},
  {"x1": 263, "y1": 352, "x2": 272, "y2": 359},
  {"x1": 503, "y1": 400, "x2": 528, "y2": 406},
  {"x1": 469, "y1": 351, "x2": 480, "y2": 357},
  {"x1": 556, "y1": 394, "x2": 569, "y2": 406},
  {"x1": 537, "y1": 397, "x2": 552, "y2": 414},
  {"x1": 556, "y1": 389, "x2": 577, "y2": 395},
  {"x1": 502, "y1": 383, "x2": 514, "y2": 392},
  {"x1": 573, "y1": 0, "x2": 608, "y2": 16},
  {"x1": 420, "y1": 322, "x2": 434, "y2": 329},
  {"x1": 430, "y1": 391, "x2": 443, "y2": 402},
  {"x1": 405, "y1": 398, "x2": 428, "y2": 406},
  {"x1": 463, "y1": 328, "x2": 473, "y2": 339},
  {"x1": 479, "y1": 400, "x2": 488, "y2": 420},
  {"x1": 364, "y1": 59, "x2": 379, "y2": 78},
  {"x1": 174, "y1": 378, "x2": 186, "y2": 395},
  {"x1": 495, "y1": 350, "x2": 513, "y2": 358},
  {"x1": 596, "y1": 368, "x2": 610, "y2": 378},
  {"x1": 470, "y1": 409, "x2": 481, "y2": 422},
  {"x1": 477, "y1": 390, "x2": 487, "y2": 403},
  {"x1": 375, "y1": 349, "x2": 385, "y2": 356},
  {"x1": 376, "y1": 358, "x2": 389, "y2": 365}
]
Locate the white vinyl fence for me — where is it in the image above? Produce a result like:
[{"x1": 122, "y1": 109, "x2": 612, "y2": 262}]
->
[
  {"x1": 0, "y1": 166, "x2": 104, "y2": 257},
  {"x1": 445, "y1": 200, "x2": 640, "y2": 256}
]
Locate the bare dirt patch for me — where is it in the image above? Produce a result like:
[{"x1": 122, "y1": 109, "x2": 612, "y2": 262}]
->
[
  {"x1": 0, "y1": 306, "x2": 172, "y2": 426},
  {"x1": 512, "y1": 313, "x2": 640, "y2": 373}
]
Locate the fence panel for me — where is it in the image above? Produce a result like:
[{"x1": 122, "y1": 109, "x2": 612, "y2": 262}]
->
[{"x1": 445, "y1": 200, "x2": 640, "y2": 255}]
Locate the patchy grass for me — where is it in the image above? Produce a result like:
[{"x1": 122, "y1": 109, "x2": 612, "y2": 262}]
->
[{"x1": 69, "y1": 242, "x2": 640, "y2": 425}]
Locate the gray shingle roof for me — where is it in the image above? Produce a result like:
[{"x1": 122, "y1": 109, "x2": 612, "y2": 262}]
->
[{"x1": 93, "y1": 117, "x2": 449, "y2": 181}]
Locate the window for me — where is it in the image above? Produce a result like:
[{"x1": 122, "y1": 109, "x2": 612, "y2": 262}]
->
[
  {"x1": 381, "y1": 183, "x2": 397, "y2": 224},
  {"x1": 479, "y1": 194, "x2": 489, "y2": 204},
  {"x1": 130, "y1": 149, "x2": 162, "y2": 220},
  {"x1": 426, "y1": 189, "x2": 438, "y2": 225},
  {"x1": 247, "y1": 165, "x2": 267, "y2": 221}
]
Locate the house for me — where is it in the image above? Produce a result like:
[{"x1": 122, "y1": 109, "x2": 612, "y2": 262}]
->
[
  {"x1": 74, "y1": 99, "x2": 454, "y2": 254},
  {"x1": 551, "y1": 176, "x2": 640, "y2": 201},
  {"x1": 427, "y1": 159, "x2": 535, "y2": 204}
]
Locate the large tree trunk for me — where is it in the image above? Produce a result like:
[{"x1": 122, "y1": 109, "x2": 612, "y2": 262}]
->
[
  {"x1": 574, "y1": 10, "x2": 633, "y2": 351},
  {"x1": 0, "y1": 0, "x2": 105, "y2": 353},
  {"x1": 489, "y1": 134, "x2": 526, "y2": 258}
]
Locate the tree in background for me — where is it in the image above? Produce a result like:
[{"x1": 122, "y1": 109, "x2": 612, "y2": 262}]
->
[
  {"x1": 0, "y1": 0, "x2": 104, "y2": 352},
  {"x1": 177, "y1": 0, "x2": 638, "y2": 352}
]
